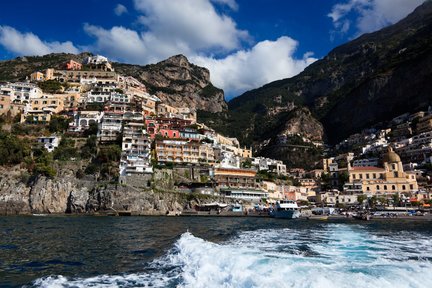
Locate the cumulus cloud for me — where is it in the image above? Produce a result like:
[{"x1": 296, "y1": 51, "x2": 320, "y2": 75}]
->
[
  {"x1": 329, "y1": 0, "x2": 425, "y2": 38},
  {"x1": 84, "y1": 0, "x2": 317, "y2": 96},
  {"x1": 0, "y1": 25, "x2": 79, "y2": 56},
  {"x1": 114, "y1": 4, "x2": 128, "y2": 16},
  {"x1": 133, "y1": 0, "x2": 248, "y2": 52},
  {"x1": 191, "y1": 37, "x2": 317, "y2": 97},
  {"x1": 211, "y1": 0, "x2": 239, "y2": 11}
]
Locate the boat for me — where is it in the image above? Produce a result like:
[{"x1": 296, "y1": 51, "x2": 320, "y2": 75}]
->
[
  {"x1": 231, "y1": 203, "x2": 243, "y2": 213},
  {"x1": 270, "y1": 200, "x2": 301, "y2": 219}
]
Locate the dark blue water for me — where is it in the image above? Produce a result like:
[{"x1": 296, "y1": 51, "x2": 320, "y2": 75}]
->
[{"x1": 1, "y1": 216, "x2": 431, "y2": 287}]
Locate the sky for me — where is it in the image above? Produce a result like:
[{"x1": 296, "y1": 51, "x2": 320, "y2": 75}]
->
[{"x1": 0, "y1": 0, "x2": 425, "y2": 99}]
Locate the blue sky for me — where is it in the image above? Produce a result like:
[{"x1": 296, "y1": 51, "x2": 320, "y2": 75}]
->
[{"x1": 0, "y1": 0, "x2": 425, "y2": 98}]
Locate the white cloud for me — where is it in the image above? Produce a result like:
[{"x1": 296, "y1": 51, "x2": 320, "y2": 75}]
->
[
  {"x1": 0, "y1": 25, "x2": 79, "y2": 56},
  {"x1": 133, "y1": 0, "x2": 248, "y2": 52},
  {"x1": 84, "y1": 0, "x2": 317, "y2": 96},
  {"x1": 211, "y1": 0, "x2": 239, "y2": 11},
  {"x1": 191, "y1": 37, "x2": 317, "y2": 97},
  {"x1": 114, "y1": 4, "x2": 128, "y2": 16},
  {"x1": 329, "y1": 0, "x2": 425, "y2": 37}
]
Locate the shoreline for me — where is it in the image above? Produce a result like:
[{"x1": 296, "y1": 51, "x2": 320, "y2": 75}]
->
[{"x1": 3, "y1": 212, "x2": 432, "y2": 222}]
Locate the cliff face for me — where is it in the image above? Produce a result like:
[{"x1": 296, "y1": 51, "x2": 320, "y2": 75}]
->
[
  {"x1": 114, "y1": 55, "x2": 227, "y2": 113},
  {"x1": 0, "y1": 166, "x2": 177, "y2": 215},
  {"x1": 221, "y1": 1, "x2": 432, "y2": 146}
]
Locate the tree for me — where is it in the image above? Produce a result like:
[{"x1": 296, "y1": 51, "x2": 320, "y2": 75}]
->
[
  {"x1": 83, "y1": 122, "x2": 99, "y2": 137},
  {"x1": 48, "y1": 116, "x2": 70, "y2": 133},
  {"x1": 357, "y1": 194, "x2": 367, "y2": 205},
  {"x1": 392, "y1": 193, "x2": 400, "y2": 206},
  {"x1": 0, "y1": 132, "x2": 31, "y2": 165}
]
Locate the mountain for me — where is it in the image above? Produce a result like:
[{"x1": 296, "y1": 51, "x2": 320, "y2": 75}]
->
[
  {"x1": 199, "y1": 1, "x2": 432, "y2": 165},
  {"x1": 115, "y1": 55, "x2": 226, "y2": 113},
  {"x1": 0, "y1": 53, "x2": 226, "y2": 113}
]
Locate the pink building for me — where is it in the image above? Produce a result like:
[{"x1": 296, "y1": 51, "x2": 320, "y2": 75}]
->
[{"x1": 64, "y1": 60, "x2": 82, "y2": 71}]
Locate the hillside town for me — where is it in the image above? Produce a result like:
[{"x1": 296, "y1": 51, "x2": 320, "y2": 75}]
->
[{"x1": 0, "y1": 55, "x2": 431, "y2": 211}]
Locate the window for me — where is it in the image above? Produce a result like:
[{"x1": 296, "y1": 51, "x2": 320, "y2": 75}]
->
[
  {"x1": 410, "y1": 184, "x2": 414, "y2": 190},
  {"x1": 376, "y1": 185, "x2": 380, "y2": 190},
  {"x1": 384, "y1": 185, "x2": 387, "y2": 190},
  {"x1": 367, "y1": 187, "x2": 370, "y2": 191},
  {"x1": 394, "y1": 172, "x2": 398, "y2": 178},
  {"x1": 402, "y1": 185, "x2": 406, "y2": 190},
  {"x1": 366, "y1": 174, "x2": 370, "y2": 179},
  {"x1": 373, "y1": 173, "x2": 376, "y2": 179},
  {"x1": 352, "y1": 174, "x2": 356, "y2": 179},
  {"x1": 359, "y1": 174, "x2": 363, "y2": 179},
  {"x1": 392, "y1": 185, "x2": 396, "y2": 190}
]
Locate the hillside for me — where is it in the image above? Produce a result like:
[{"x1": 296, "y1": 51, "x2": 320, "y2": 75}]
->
[
  {"x1": 201, "y1": 0, "x2": 432, "y2": 154},
  {"x1": 0, "y1": 53, "x2": 226, "y2": 113}
]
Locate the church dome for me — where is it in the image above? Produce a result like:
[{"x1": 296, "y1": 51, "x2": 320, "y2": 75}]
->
[{"x1": 383, "y1": 146, "x2": 401, "y2": 163}]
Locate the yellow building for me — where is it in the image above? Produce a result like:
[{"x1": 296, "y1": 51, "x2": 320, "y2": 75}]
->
[
  {"x1": 0, "y1": 95, "x2": 11, "y2": 115},
  {"x1": 214, "y1": 167, "x2": 257, "y2": 189},
  {"x1": 29, "y1": 96, "x2": 64, "y2": 114},
  {"x1": 30, "y1": 72, "x2": 45, "y2": 82},
  {"x1": 345, "y1": 147, "x2": 418, "y2": 195},
  {"x1": 155, "y1": 139, "x2": 214, "y2": 164}
]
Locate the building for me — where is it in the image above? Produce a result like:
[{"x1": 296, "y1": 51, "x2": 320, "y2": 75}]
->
[
  {"x1": 98, "y1": 112, "x2": 123, "y2": 142},
  {"x1": 0, "y1": 82, "x2": 43, "y2": 104},
  {"x1": 30, "y1": 72, "x2": 45, "y2": 82},
  {"x1": 0, "y1": 95, "x2": 11, "y2": 115},
  {"x1": 83, "y1": 55, "x2": 114, "y2": 72},
  {"x1": 344, "y1": 147, "x2": 418, "y2": 196},
  {"x1": 353, "y1": 158, "x2": 379, "y2": 167},
  {"x1": 37, "y1": 136, "x2": 61, "y2": 152},
  {"x1": 214, "y1": 167, "x2": 268, "y2": 201},
  {"x1": 416, "y1": 114, "x2": 432, "y2": 134},
  {"x1": 156, "y1": 139, "x2": 198, "y2": 164},
  {"x1": 69, "y1": 111, "x2": 104, "y2": 132},
  {"x1": 251, "y1": 157, "x2": 287, "y2": 176},
  {"x1": 119, "y1": 122, "x2": 152, "y2": 178},
  {"x1": 64, "y1": 60, "x2": 82, "y2": 71}
]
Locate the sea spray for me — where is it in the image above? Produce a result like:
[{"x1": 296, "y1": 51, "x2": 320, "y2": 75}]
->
[{"x1": 32, "y1": 224, "x2": 432, "y2": 288}]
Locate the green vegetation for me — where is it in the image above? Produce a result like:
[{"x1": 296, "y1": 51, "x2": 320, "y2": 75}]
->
[
  {"x1": 48, "y1": 115, "x2": 71, "y2": 133},
  {"x1": 53, "y1": 137, "x2": 79, "y2": 161},
  {"x1": 0, "y1": 132, "x2": 31, "y2": 165},
  {"x1": 84, "y1": 144, "x2": 122, "y2": 180},
  {"x1": 37, "y1": 80, "x2": 66, "y2": 93},
  {"x1": 200, "y1": 83, "x2": 223, "y2": 98}
]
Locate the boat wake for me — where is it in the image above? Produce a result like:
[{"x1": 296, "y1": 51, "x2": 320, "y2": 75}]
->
[{"x1": 32, "y1": 224, "x2": 432, "y2": 288}]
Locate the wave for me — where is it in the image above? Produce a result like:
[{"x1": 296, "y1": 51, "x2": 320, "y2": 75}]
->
[{"x1": 32, "y1": 224, "x2": 432, "y2": 288}]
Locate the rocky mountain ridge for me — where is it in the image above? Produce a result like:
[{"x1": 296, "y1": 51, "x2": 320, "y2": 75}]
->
[{"x1": 195, "y1": 1, "x2": 432, "y2": 167}]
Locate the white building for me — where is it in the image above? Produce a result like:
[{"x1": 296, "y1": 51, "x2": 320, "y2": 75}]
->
[
  {"x1": 0, "y1": 82, "x2": 43, "y2": 104},
  {"x1": 120, "y1": 122, "x2": 152, "y2": 176},
  {"x1": 251, "y1": 157, "x2": 287, "y2": 175},
  {"x1": 98, "y1": 112, "x2": 123, "y2": 142},
  {"x1": 37, "y1": 136, "x2": 61, "y2": 152},
  {"x1": 69, "y1": 111, "x2": 104, "y2": 132}
]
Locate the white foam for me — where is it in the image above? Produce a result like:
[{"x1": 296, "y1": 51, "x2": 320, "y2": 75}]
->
[{"x1": 32, "y1": 224, "x2": 432, "y2": 288}]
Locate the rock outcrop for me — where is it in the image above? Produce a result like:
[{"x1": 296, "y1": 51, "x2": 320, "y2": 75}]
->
[
  {"x1": 115, "y1": 55, "x2": 227, "y2": 113},
  {"x1": 0, "y1": 166, "x2": 226, "y2": 216}
]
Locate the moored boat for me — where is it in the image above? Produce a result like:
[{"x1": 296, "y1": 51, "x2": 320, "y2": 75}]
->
[{"x1": 270, "y1": 200, "x2": 301, "y2": 219}]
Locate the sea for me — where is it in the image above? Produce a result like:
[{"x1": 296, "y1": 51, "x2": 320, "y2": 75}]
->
[{"x1": 0, "y1": 216, "x2": 431, "y2": 288}]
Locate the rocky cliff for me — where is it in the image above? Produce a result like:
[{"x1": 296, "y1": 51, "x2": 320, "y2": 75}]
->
[
  {"x1": 0, "y1": 165, "x2": 220, "y2": 216},
  {"x1": 115, "y1": 55, "x2": 227, "y2": 113}
]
